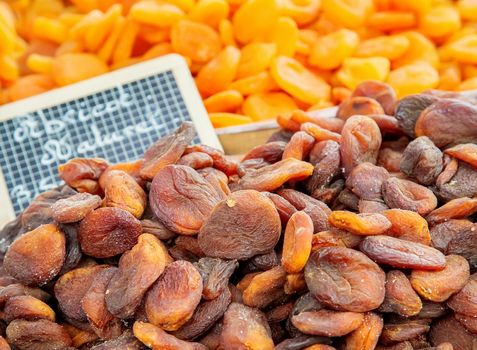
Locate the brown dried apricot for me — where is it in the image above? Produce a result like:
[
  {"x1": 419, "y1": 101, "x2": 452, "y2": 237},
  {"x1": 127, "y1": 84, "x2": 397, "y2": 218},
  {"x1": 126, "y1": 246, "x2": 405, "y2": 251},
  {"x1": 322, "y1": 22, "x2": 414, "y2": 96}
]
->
[
  {"x1": 301, "y1": 122, "x2": 342, "y2": 143},
  {"x1": 340, "y1": 115, "x2": 382, "y2": 175},
  {"x1": 306, "y1": 140, "x2": 341, "y2": 197},
  {"x1": 6, "y1": 319, "x2": 72, "y2": 350},
  {"x1": 106, "y1": 234, "x2": 167, "y2": 319},
  {"x1": 195, "y1": 257, "x2": 238, "y2": 300},
  {"x1": 277, "y1": 189, "x2": 331, "y2": 232},
  {"x1": 410, "y1": 255, "x2": 470, "y2": 302},
  {"x1": 394, "y1": 94, "x2": 439, "y2": 138},
  {"x1": 55, "y1": 265, "x2": 106, "y2": 322},
  {"x1": 51, "y1": 192, "x2": 102, "y2": 223},
  {"x1": 237, "y1": 158, "x2": 314, "y2": 192},
  {"x1": 282, "y1": 211, "x2": 313, "y2": 274},
  {"x1": 382, "y1": 209, "x2": 431, "y2": 245},
  {"x1": 173, "y1": 287, "x2": 231, "y2": 340},
  {"x1": 133, "y1": 321, "x2": 207, "y2": 350},
  {"x1": 58, "y1": 158, "x2": 109, "y2": 195},
  {"x1": 415, "y1": 99, "x2": 477, "y2": 148},
  {"x1": 88, "y1": 330, "x2": 144, "y2": 349},
  {"x1": 178, "y1": 152, "x2": 214, "y2": 169},
  {"x1": 352, "y1": 81, "x2": 397, "y2": 115},
  {"x1": 145, "y1": 260, "x2": 202, "y2": 331},
  {"x1": 304, "y1": 247, "x2": 385, "y2": 312},
  {"x1": 436, "y1": 162, "x2": 477, "y2": 202},
  {"x1": 444, "y1": 143, "x2": 477, "y2": 169},
  {"x1": 242, "y1": 141, "x2": 287, "y2": 163},
  {"x1": 380, "y1": 320, "x2": 430, "y2": 345},
  {"x1": 78, "y1": 207, "x2": 141, "y2": 258},
  {"x1": 292, "y1": 310, "x2": 364, "y2": 337},
  {"x1": 426, "y1": 197, "x2": 477, "y2": 226},
  {"x1": 140, "y1": 122, "x2": 196, "y2": 181},
  {"x1": 429, "y1": 316, "x2": 477, "y2": 350},
  {"x1": 81, "y1": 266, "x2": 122, "y2": 339},
  {"x1": 102, "y1": 170, "x2": 147, "y2": 219},
  {"x1": 4, "y1": 295, "x2": 55, "y2": 323},
  {"x1": 430, "y1": 219, "x2": 475, "y2": 252},
  {"x1": 263, "y1": 192, "x2": 297, "y2": 226},
  {"x1": 382, "y1": 177, "x2": 438, "y2": 216},
  {"x1": 141, "y1": 219, "x2": 176, "y2": 241},
  {"x1": 242, "y1": 266, "x2": 287, "y2": 308},
  {"x1": 447, "y1": 274, "x2": 477, "y2": 317},
  {"x1": 185, "y1": 144, "x2": 238, "y2": 176},
  {"x1": 400, "y1": 136, "x2": 443, "y2": 185},
  {"x1": 346, "y1": 162, "x2": 389, "y2": 201},
  {"x1": 360, "y1": 235, "x2": 446, "y2": 270},
  {"x1": 198, "y1": 190, "x2": 281, "y2": 260},
  {"x1": 149, "y1": 165, "x2": 223, "y2": 235},
  {"x1": 219, "y1": 302, "x2": 274, "y2": 350},
  {"x1": 328, "y1": 211, "x2": 392, "y2": 236},
  {"x1": 379, "y1": 270, "x2": 422, "y2": 317},
  {"x1": 337, "y1": 96, "x2": 385, "y2": 121},
  {"x1": 344, "y1": 312, "x2": 383, "y2": 350},
  {"x1": 282, "y1": 131, "x2": 315, "y2": 161},
  {"x1": 4, "y1": 223, "x2": 65, "y2": 286}
]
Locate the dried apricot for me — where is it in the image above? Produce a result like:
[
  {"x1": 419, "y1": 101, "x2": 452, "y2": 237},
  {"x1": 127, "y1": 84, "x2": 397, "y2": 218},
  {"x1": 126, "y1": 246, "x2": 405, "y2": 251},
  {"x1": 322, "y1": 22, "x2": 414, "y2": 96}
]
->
[
  {"x1": 149, "y1": 165, "x2": 224, "y2": 235},
  {"x1": 4, "y1": 224, "x2": 65, "y2": 286},
  {"x1": 145, "y1": 260, "x2": 202, "y2": 331},
  {"x1": 198, "y1": 190, "x2": 281, "y2": 260},
  {"x1": 106, "y1": 234, "x2": 167, "y2": 319},
  {"x1": 410, "y1": 254, "x2": 470, "y2": 302},
  {"x1": 220, "y1": 302, "x2": 274, "y2": 350},
  {"x1": 360, "y1": 235, "x2": 446, "y2": 270},
  {"x1": 304, "y1": 247, "x2": 385, "y2": 312},
  {"x1": 379, "y1": 270, "x2": 422, "y2": 317},
  {"x1": 78, "y1": 207, "x2": 141, "y2": 258},
  {"x1": 281, "y1": 211, "x2": 313, "y2": 274}
]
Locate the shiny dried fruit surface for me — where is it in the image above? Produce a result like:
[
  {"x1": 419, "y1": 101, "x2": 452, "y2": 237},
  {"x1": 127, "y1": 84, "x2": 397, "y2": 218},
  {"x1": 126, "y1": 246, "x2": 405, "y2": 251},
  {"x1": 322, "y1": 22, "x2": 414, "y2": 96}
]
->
[
  {"x1": 140, "y1": 122, "x2": 196, "y2": 181},
  {"x1": 379, "y1": 270, "x2": 422, "y2": 317},
  {"x1": 382, "y1": 209, "x2": 431, "y2": 245},
  {"x1": 340, "y1": 115, "x2": 382, "y2": 175},
  {"x1": 292, "y1": 310, "x2": 364, "y2": 337},
  {"x1": 415, "y1": 99, "x2": 477, "y2": 147},
  {"x1": 55, "y1": 265, "x2": 106, "y2": 322},
  {"x1": 328, "y1": 211, "x2": 392, "y2": 236},
  {"x1": 220, "y1": 302, "x2": 274, "y2": 350},
  {"x1": 145, "y1": 260, "x2": 202, "y2": 331},
  {"x1": 382, "y1": 177, "x2": 438, "y2": 216},
  {"x1": 198, "y1": 190, "x2": 281, "y2": 260},
  {"x1": 106, "y1": 234, "x2": 167, "y2": 319},
  {"x1": 58, "y1": 158, "x2": 109, "y2": 195},
  {"x1": 4, "y1": 224, "x2": 65, "y2": 286},
  {"x1": 6, "y1": 319, "x2": 72, "y2": 350},
  {"x1": 149, "y1": 165, "x2": 223, "y2": 235},
  {"x1": 237, "y1": 158, "x2": 314, "y2": 192},
  {"x1": 102, "y1": 170, "x2": 147, "y2": 219},
  {"x1": 400, "y1": 136, "x2": 443, "y2": 185},
  {"x1": 78, "y1": 207, "x2": 142, "y2": 258},
  {"x1": 51, "y1": 193, "x2": 102, "y2": 224},
  {"x1": 304, "y1": 247, "x2": 385, "y2": 312},
  {"x1": 360, "y1": 235, "x2": 446, "y2": 270},
  {"x1": 282, "y1": 211, "x2": 314, "y2": 274},
  {"x1": 410, "y1": 255, "x2": 470, "y2": 302}
]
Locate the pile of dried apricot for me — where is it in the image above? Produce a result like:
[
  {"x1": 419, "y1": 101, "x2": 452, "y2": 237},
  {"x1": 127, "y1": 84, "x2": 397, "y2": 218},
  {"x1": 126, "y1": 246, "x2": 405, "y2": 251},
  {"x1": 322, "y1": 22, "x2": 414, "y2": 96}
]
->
[
  {"x1": 1, "y1": 80, "x2": 477, "y2": 349},
  {"x1": 4, "y1": 0, "x2": 477, "y2": 127}
]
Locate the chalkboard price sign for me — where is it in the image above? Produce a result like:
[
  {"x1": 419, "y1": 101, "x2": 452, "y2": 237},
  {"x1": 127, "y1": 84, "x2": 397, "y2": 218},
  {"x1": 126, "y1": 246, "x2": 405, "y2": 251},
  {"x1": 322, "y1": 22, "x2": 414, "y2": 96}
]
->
[{"x1": 0, "y1": 54, "x2": 221, "y2": 227}]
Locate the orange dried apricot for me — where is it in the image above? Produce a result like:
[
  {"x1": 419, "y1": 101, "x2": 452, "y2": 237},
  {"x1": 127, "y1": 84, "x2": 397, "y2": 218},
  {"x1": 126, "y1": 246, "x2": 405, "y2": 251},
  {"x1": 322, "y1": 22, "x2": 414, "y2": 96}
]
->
[
  {"x1": 171, "y1": 19, "x2": 221, "y2": 63},
  {"x1": 242, "y1": 92, "x2": 298, "y2": 121},
  {"x1": 196, "y1": 46, "x2": 240, "y2": 97},
  {"x1": 271, "y1": 56, "x2": 331, "y2": 105}
]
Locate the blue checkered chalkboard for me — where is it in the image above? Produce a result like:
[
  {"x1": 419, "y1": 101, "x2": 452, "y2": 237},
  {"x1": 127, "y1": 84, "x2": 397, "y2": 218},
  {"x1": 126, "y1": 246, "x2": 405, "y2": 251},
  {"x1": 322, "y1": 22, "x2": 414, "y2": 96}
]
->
[{"x1": 0, "y1": 55, "x2": 220, "y2": 220}]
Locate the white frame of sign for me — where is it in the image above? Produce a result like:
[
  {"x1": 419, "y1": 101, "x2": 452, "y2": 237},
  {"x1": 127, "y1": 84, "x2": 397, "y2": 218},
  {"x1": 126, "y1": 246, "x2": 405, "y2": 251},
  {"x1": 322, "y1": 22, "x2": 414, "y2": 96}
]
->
[{"x1": 0, "y1": 54, "x2": 221, "y2": 228}]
